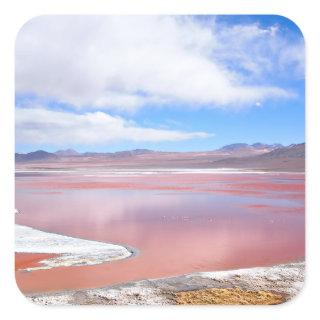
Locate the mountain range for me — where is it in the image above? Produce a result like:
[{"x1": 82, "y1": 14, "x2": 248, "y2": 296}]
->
[{"x1": 15, "y1": 143, "x2": 305, "y2": 172}]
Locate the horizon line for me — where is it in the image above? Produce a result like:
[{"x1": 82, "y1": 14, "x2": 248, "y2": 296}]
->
[{"x1": 15, "y1": 142, "x2": 306, "y2": 155}]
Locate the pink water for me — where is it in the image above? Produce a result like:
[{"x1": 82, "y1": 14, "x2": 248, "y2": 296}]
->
[{"x1": 15, "y1": 172, "x2": 305, "y2": 294}]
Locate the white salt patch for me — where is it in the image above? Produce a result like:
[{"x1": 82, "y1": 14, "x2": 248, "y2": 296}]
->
[
  {"x1": 196, "y1": 262, "x2": 304, "y2": 296},
  {"x1": 15, "y1": 225, "x2": 132, "y2": 271},
  {"x1": 87, "y1": 285, "x2": 170, "y2": 305},
  {"x1": 16, "y1": 168, "x2": 300, "y2": 175},
  {"x1": 198, "y1": 263, "x2": 304, "y2": 280}
]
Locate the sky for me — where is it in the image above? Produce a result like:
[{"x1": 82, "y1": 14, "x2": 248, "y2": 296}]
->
[{"x1": 15, "y1": 15, "x2": 305, "y2": 153}]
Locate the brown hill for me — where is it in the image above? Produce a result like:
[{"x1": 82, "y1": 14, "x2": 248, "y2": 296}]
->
[
  {"x1": 15, "y1": 143, "x2": 305, "y2": 172},
  {"x1": 15, "y1": 150, "x2": 58, "y2": 162},
  {"x1": 211, "y1": 143, "x2": 305, "y2": 171}
]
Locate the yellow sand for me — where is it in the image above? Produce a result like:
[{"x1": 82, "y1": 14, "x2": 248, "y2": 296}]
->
[{"x1": 175, "y1": 287, "x2": 285, "y2": 305}]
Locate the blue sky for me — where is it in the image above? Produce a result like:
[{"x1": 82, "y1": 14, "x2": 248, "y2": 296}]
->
[{"x1": 15, "y1": 15, "x2": 304, "y2": 153}]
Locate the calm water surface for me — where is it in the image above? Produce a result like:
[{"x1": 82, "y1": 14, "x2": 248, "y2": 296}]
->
[{"x1": 15, "y1": 172, "x2": 305, "y2": 293}]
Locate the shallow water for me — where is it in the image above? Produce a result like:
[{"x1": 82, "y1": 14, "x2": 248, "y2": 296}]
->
[{"x1": 15, "y1": 171, "x2": 304, "y2": 294}]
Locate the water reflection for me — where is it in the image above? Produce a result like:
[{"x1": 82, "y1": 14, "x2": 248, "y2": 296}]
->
[{"x1": 15, "y1": 172, "x2": 305, "y2": 293}]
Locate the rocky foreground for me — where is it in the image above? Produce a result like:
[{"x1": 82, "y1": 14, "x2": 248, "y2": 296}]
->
[{"x1": 28, "y1": 261, "x2": 304, "y2": 305}]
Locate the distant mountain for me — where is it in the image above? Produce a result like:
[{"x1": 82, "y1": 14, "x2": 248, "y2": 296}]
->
[
  {"x1": 251, "y1": 143, "x2": 283, "y2": 150},
  {"x1": 81, "y1": 149, "x2": 154, "y2": 157},
  {"x1": 219, "y1": 143, "x2": 250, "y2": 151},
  {"x1": 15, "y1": 150, "x2": 58, "y2": 162},
  {"x1": 212, "y1": 143, "x2": 305, "y2": 171},
  {"x1": 220, "y1": 143, "x2": 283, "y2": 152},
  {"x1": 82, "y1": 152, "x2": 109, "y2": 156},
  {"x1": 255, "y1": 143, "x2": 305, "y2": 159},
  {"x1": 54, "y1": 149, "x2": 79, "y2": 156},
  {"x1": 112, "y1": 149, "x2": 154, "y2": 158},
  {"x1": 15, "y1": 144, "x2": 304, "y2": 171},
  {"x1": 16, "y1": 148, "x2": 155, "y2": 162}
]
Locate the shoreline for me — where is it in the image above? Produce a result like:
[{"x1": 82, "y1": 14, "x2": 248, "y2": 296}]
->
[
  {"x1": 15, "y1": 168, "x2": 305, "y2": 175},
  {"x1": 15, "y1": 225, "x2": 136, "y2": 271},
  {"x1": 26, "y1": 261, "x2": 304, "y2": 305}
]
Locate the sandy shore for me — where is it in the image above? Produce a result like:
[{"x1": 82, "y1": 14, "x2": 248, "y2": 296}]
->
[{"x1": 27, "y1": 261, "x2": 304, "y2": 305}]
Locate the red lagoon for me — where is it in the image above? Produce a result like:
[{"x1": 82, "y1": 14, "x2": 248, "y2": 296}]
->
[{"x1": 15, "y1": 171, "x2": 305, "y2": 294}]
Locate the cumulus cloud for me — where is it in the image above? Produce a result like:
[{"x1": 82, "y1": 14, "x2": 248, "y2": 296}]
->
[
  {"x1": 15, "y1": 16, "x2": 302, "y2": 111},
  {"x1": 15, "y1": 108, "x2": 213, "y2": 146}
]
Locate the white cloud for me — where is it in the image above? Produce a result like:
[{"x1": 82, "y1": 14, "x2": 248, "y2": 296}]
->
[
  {"x1": 15, "y1": 16, "x2": 302, "y2": 111},
  {"x1": 15, "y1": 108, "x2": 213, "y2": 146},
  {"x1": 213, "y1": 23, "x2": 304, "y2": 81}
]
